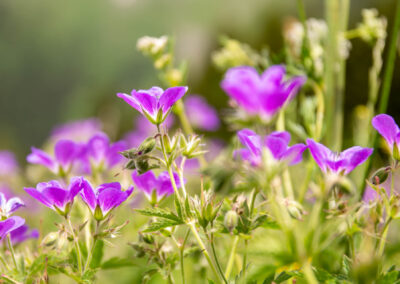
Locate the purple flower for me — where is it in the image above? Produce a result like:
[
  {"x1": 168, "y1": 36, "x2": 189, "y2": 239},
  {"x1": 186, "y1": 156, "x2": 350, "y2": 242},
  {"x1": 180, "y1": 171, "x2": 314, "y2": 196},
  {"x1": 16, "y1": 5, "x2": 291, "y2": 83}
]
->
[
  {"x1": 0, "y1": 151, "x2": 19, "y2": 177},
  {"x1": 306, "y1": 139, "x2": 373, "y2": 175},
  {"x1": 236, "y1": 129, "x2": 307, "y2": 166},
  {"x1": 221, "y1": 65, "x2": 306, "y2": 120},
  {"x1": 27, "y1": 140, "x2": 81, "y2": 174},
  {"x1": 24, "y1": 177, "x2": 85, "y2": 216},
  {"x1": 0, "y1": 216, "x2": 25, "y2": 240},
  {"x1": 117, "y1": 86, "x2": 188, "y2": 124},
  {"x1": 0, "y1": 192, "x2": 24, "y2": 219},
  {"x1": 86, "y1": 132, "x2": 127, "y2": 170},
  {"x1": 184, "y1": 95, "x2": 220, "y2": 131},
  {"x1": 132, "y1": 170, "x2": 182, "y2": 203},
  {"x1": 51, "y1": 118, "x2": 102, "y2": 142},
  {"x1": 80, "y1": 179, "x2": 133, "y2": 221},
  {"x1": 372, "y1": 114, "x2": 400, "y2": 154},
  {"x1": 10, "y1": 225, "x2": 39, "y2": 244}
]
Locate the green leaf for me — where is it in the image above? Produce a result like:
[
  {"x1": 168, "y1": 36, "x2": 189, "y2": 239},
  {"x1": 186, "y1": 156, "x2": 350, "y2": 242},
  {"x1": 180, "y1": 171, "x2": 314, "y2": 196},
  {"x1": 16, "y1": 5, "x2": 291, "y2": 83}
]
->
[
  {"x1": 143, "y1": 219, "x2": 183, "y2": 232},
  {"x1": 137, "y1": 207, "x2": 182, "y2": 223},
  {"x1": 101, "y1": 257, "x2": 136, "y2": 270},
  {"x1": 89, "y1": 240, "x2": 104, "y2": 269},
  {"x1": 274, "y1": 271, "x2": 292, "y2": 283},
  {"x1": 175, "y1": 194, "x2": 183, "y2": 219}
]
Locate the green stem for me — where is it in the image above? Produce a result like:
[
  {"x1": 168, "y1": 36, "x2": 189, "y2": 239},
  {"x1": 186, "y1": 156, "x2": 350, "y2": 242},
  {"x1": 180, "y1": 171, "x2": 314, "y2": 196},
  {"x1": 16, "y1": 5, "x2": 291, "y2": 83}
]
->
[
  {"x1": 0, "y1": 253, "x2": 10, "y2": 271},
  {"x1": 7, "y1": 235, "x2": 17, "y2": 271},
  {"x1": 224, "y1": 235, "x2": 240, "y2": 280},
  {"x1": 157, "y1": 124, "x2": 183, "y2": 201},
  {"x1": 360, "y1": 0, "x2": 400, "y2": 196},
  {"x1": 209, "y1": 232, "x2": 228, "y2": 284},
  {"x1": 378, "y1": 217, "x2": 392, "y2": 256},
  {"x1": 242, "y1": 240, "x2": 248, "y2": 281},
  {"x1": 66, "y1": 216, "x2": 82, "y2": 274},
  {"x1": 84, "y1": 221, "x2": 100, "y2": 272},
  {"x1": 303, "y1": 262, "x2": 318, "y2": 284},
  {"x1": 188, "y1": 222, "x2": 221, "y2": 283},
  {"x1": 324, "y1": 0, "x2": 349, "y2": 151},
  {"x1": 180, "y1": 229, "x2": 190, "y2": 284}
]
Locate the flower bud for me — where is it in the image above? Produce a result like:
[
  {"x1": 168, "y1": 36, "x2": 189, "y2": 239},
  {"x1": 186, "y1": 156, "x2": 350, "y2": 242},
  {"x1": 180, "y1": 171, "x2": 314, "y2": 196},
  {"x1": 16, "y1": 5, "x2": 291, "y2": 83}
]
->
[
  {"x1": 393, "y1": 143, "x2": 400, "y2": 162},
  {"x1": 370, "y1": 167, "x2": 391, "y2": 185},
  {"x1": 224, "y1": 210, "x2": 238, "y2": 232},
  {"x1": 41, "y1": 232, "x2": 59, "y2": 247},
  {"x1": 138, "y1": 137, "x2": 156, "y2": 155}
]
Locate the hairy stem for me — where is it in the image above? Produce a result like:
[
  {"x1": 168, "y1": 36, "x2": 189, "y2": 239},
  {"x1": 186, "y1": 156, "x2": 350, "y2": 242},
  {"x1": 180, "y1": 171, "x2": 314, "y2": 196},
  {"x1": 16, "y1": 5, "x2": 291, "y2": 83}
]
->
[
  {"x1": 84, "y1": 221, "x2": 100, "y2": 272},
  {"x1": 188, "y1": 222, "x2": 221, "y2": 283},
  {"x1": 66, "y1": 216, "x2": 83, "y2": 274}
]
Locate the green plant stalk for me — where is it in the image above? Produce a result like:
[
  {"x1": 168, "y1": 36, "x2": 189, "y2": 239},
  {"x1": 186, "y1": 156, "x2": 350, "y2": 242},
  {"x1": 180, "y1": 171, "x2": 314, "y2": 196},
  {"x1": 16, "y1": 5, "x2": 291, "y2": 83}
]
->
[
  {"x1": 303, "y1": 262, "x2": 318, "y2": 284},
  {"x1": 180, "y1": 229, "x2": 190, "y2": 284},
  {"x1": 157, "y1": 124, "x2": 183, "y2": 201},
  {"x1": 84, "y1": 221, "x2": 100, "y2": 272},
  {"x1": 66, "y1": 216, "x2": 83, "y2": 274},
  {"x1": 324, "y1": 0, "x2": 349, "y2": 151},
  {"x1": 378, "y1": 217, "x2": 392, "y2": 256},
  {"x1": 360, "y1": 1, "x2": 400, "y2": 196},
  {"x1": 188, "y1": 222, "x2": 222, "y2": 283},
  {"x1": 6, "y1": 235, "x2": 17, "y2": 270},
  {"x1": 224, "y1": 235, "x2": 240, "y2": 279},
  {"x1": 208, "y1": 232, "x2": 228, "y2": 284},
  {"x1": 0, "y1": 254, "x2": 10, "y2": 271},
  {"x1": 277, "y1": 112, "x2": 295, "y2": 199}
]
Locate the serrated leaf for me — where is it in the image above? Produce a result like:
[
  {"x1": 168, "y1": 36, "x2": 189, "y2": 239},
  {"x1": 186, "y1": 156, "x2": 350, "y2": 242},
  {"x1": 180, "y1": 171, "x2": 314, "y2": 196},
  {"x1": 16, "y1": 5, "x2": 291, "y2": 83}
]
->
[
  {"x1": 274, "y1": 271, "x2": 292, "y2": 283},
  {"x1": 137, "y1": 208, "x2": 182, "y2": 223},
  {"x1": 175, "y1": 195, "x2": 183, "y2": 219},
  {"x1": 143, "y1": 219, "x2": 183, "y2": 232},
  {"x1": 101, "y1": 257, "x2": 136, "y2": 270}
]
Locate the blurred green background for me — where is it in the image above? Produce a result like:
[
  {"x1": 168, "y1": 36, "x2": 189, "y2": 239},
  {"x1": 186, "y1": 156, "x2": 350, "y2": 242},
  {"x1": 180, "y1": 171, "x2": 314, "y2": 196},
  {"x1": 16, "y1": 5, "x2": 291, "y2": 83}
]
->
[{"x1": 0, "y1": 0, "x2": 399, "y2": 160}]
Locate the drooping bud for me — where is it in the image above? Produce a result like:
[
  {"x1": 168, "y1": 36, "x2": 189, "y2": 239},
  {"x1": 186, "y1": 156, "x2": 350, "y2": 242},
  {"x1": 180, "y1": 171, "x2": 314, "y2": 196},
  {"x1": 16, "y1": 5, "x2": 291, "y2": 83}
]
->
[
  {"x1": 370, "y1": 167, "x2": 391, "y2": 185},
  {"x1": 138, "y1": 137, "x2": 156, "y2": 155}
]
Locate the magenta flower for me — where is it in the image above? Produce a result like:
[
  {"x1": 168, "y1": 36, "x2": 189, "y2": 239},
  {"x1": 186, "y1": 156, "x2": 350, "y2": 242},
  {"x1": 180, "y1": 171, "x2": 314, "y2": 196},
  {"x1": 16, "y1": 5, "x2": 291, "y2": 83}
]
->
[
  {"x1": 221, "y1": 65, "x2": 306, "y2": 120},
  {"x1": 236, "y1": 129, "x2": 307, "y2": 167},
  {"x1": 117, "y1": 86, "x2": 188, "y2": 124},
  {"x1": 0, "y1": 216, "x2": 25, "y2": 240},
  {"x1": 27, "y1": 140, "x2": 81, "y2": 174},
  {"x1": 80, "y1": 180, "x2": 133, "y2": 221},
  {"x1": 372, "y1": 114, "x2": 400, "y2": 154},
  {"x1": 0, "y1": 151, "x2": 19, "y2": 177},
  {"x1": 24, "y1": 177, "x2": 85, "y2": 216},
  {"x1": 306, "y1": 139, "x2": 373, "y2": 175},
  {"x1": 184, "y1": 95, "x2": 220, "y2": 131},
  {"x1": 0, "y1": 192, "x2": 24, "y2": 219},
  {"x1": 51, "y1": 118, "x2": 102, "y2": 142},
  {"x1": 86, "y1": 132, "x2": 127, "y2": 170},
  {"x1": 132, "y1": 170, "x2": 182, "y2": 203},
  {"x1": 10, "y1": 224, "x2": 39, "y2": 244}
]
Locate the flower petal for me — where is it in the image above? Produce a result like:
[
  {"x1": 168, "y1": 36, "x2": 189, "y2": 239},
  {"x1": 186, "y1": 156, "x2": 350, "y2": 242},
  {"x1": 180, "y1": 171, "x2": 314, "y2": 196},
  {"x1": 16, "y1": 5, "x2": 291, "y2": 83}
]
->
[
  {"x1": 98, "y1": 185, "x2": 133, "y2": 215},
  {"x1": 55, "y1": 140, "x2": 77, "y2": 168},
  {"x1": 159, "y1": 86, "x2": 188, "y2": 114},
  {"x1": 79, "y1": 178, "x2": 97, "y2": 212},
  {"x1": 131, "y1": 89, "x2": 158, "y2": 117},
  {"x1": 372, "y1": 114, "x2": 400, "y2": 148},
  {"x1": 306, "y1": 139, "x2": 332, "y2": 173},
  {"x1": 340, "y1": 146, "x2": 373, "y2": 174},
  {"x1": 27, "y1": 147, "x2": 56, "y2": 171},
  {"x1": 221, "y1": 66, "x2": 261, "y2": 113},
  {"x1": 132, "y1": 170, "x2": 157, "y2": 196},
  {"x1": 116, "y1": 93, "x2": 142, "y2": 113},
  {"x1": 0, "y1": 216, "x2": 25, "y2": 240}
]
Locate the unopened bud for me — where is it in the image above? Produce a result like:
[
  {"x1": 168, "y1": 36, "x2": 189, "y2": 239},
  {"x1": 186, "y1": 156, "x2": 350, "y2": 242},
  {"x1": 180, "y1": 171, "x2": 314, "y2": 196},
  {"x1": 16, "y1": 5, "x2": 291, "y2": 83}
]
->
[
  {"x1": 41, "y1": 232, "x2": 58, "y2": 247},
  {"x1": 224, "y1": 210, "x2": 238, "y2": 232},
  {"x1": 138, "y1": 137, "x2": 156, "y2": 155},
  {"x1": 370, "y1": 167, "x2": 391, "y2": 185}
]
